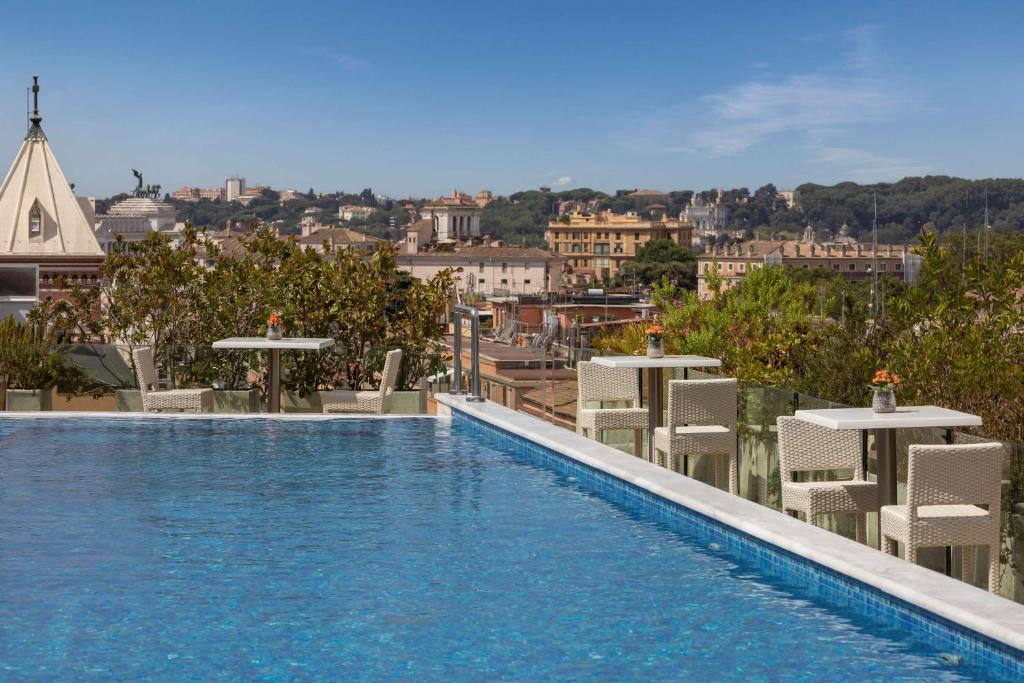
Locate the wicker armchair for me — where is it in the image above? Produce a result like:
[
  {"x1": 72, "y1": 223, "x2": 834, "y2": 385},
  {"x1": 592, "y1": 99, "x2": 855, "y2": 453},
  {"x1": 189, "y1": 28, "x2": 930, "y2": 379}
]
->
[
  {"x1": 776, "y1": 416, "x2": 878, "y2": 544},
  {"x1": 575, "y1": 361, "x2": 648, "y2": 456},
  {"x1": 132, "y1": 346, "x2": 213, "y2": 413},
  {"x1": 322, "y1": 349, "x2": 402, "y2": 414},
  {"x1": 881, "y1": 442, "x2": 1004, "y2": 593},
  {"x1": 654, "y1": 379, "x2": 738, "y2": 494}
]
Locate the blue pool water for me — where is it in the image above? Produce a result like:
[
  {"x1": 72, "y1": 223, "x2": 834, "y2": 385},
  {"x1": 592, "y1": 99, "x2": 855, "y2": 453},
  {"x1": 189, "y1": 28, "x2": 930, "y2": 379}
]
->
[{"x1": 0, "y1": 417, "x2": 1009, "y2": 681}]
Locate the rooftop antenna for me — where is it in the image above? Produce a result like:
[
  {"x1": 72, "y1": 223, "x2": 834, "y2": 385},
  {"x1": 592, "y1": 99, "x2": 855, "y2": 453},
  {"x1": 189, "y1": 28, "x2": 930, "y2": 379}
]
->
[
  {"x1": 872, "y1": 192, "x2": 878, "y2": 316},
  {"x1": 984, "y1": 189, "x2": 990, "y2": 262}
]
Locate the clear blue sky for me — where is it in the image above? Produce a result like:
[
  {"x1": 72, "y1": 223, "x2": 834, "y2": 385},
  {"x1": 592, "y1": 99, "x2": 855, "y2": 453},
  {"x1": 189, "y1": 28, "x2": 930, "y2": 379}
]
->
[{"x1": 1, "y1": 0, "x2": 1022, "y2": 199}]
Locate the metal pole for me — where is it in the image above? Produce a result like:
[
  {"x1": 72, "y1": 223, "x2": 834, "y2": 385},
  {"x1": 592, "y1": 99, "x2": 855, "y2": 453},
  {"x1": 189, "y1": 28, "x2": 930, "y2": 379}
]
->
[
  {"x1": 455, "y1": 303, "x2": 484, "y2": 402},
  {"x1": 451, "y1": 309, "x2": 465, "y2": 395},
  {"x1": 467, "y1": 309, "x2": 483, "y2": 402}
]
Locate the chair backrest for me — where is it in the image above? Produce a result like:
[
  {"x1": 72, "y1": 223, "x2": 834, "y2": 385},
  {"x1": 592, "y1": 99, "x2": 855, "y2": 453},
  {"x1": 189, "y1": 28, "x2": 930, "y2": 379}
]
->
[
  {"x1": 576, "y1": 361, "x2": 639, "y2": 405},
  {"x1": 776, "y1": 416, "x2": 864, "y2": 480},
  {"x1": 378, "y1": 348, "x2": 403, "y2": 410},
  {"x1": 906, "y1": 442, "x2": 1004, "y2": 518},
  {"x1": 666, "y1": 378, "x2": 737, "y2": 429},
  {"x1": 131, "y1": 346, "x2": 158, "y2": 399}
]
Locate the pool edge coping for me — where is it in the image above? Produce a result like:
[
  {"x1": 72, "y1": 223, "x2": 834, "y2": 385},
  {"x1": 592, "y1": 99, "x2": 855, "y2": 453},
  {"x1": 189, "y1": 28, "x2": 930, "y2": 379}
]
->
[
  {"x1": 434, "y1": 393, "x2": 1024, "y2": 655},
  {"x1": 0, "y1": 411, "x2": 444, "y2": 421}
]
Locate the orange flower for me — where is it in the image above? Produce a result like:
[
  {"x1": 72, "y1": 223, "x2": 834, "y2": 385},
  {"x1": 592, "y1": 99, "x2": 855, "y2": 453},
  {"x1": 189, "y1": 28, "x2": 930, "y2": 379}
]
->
[
  {"x1": 647, "y1": 324, "x2": 664, "y2": 336},
  {"x1": 267, "y1": 312, "x2": 282, "y2": 326},
  {"x1": 871, "y1": 369, "x2": 900, "y2": 386}
]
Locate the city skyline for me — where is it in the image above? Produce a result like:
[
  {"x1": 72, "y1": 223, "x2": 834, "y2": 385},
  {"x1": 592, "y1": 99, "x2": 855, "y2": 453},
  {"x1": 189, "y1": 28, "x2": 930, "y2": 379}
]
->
[{"x1": 1, "y1": 0, "x2": 1022, "y2": 198}]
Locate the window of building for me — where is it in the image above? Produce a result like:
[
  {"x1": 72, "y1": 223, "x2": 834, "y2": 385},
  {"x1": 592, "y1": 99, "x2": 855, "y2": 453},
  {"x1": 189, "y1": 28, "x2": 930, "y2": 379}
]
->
[
  {"x1": 501, "y1": 263, "x2": 508, "y2": 272},
  {"x1": 500, "y1": 278, "x2": 508, "y2": 285},
  {"x1": 479, "y1": 262, "x2": 485, "y2": 272},
  {"x1": 572, "y1": 244, "x2": 580, "y2": 253},
  {"x1": 615, "y1": 232, "x2": 621, "y2": 240},
  {"x1": 739, "y1": 263, "x2": 745, "y2": 272},
  {"x1": 572, "y1": 232, "x2": 579, "y2": 240},
  {"x1": 634, "y1": 232, "x2": 640, "y2": 240},
  {"x1": 524, "y1": 279, "x2": 531, "y2": 285},
  {"x1": 0, "y1": 265, "x2": 38, "y2": 301},
  {"x1": 895, "y1": 263, "x2": 903, "y2": 271},
  {"x1": 594, "y1": 243, "x2": 610, "y2": 255},
  {"x1": 879, "y1": 263, "x2": 887, "y2": 271},
  {"x1": 613, "y1": 243, "x2": 623, "y2": 254},
  {"x1": 29, "y1": 202, "x2": 42, "y2": 237},
  {"x1": 833, "y1": 264, "x2": 840, "y2": 271},
  {"x1": 595, "y1": 257, "x2": 609, "y2": 268},
  {"x1": 727, "y1": 263, "x2": 734, "y2": 271},
  {"x1": 703, "y1": 263, "x2": 710, "y2": 271}
]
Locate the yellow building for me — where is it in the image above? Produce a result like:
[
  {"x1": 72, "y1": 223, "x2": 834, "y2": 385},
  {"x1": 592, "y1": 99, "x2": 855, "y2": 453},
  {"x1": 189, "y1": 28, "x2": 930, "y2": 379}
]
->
[{"x1": 546, "y1": 210, "x2": 693, "y2": 283}]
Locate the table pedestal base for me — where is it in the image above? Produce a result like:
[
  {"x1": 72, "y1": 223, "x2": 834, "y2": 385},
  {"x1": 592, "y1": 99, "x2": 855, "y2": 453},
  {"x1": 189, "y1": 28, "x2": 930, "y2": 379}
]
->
[{"x1": 269, "y1": 349, "x2": 281, "y2": 413}]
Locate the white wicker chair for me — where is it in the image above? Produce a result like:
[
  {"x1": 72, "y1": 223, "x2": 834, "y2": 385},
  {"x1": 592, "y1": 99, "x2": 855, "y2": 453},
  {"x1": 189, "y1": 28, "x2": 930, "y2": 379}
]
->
[
  {"x1": 132, "y1": 346, "x2": 213, "y2": 413},
  {"x1": 776, "y1": 416, "x2": 878, "y2": 544},
  {"x1": 575, "y1": 361, "x2": 648, "y2": 456},
  {"x1": 322, "y1": 349, "x2": 402, "y2": 414},
  {"x1": 654, "y1": 379, "x2": 738, "y2": 494},
  {"x1": 881, "y1": 442, "x2": 1004, "y2": 593}
]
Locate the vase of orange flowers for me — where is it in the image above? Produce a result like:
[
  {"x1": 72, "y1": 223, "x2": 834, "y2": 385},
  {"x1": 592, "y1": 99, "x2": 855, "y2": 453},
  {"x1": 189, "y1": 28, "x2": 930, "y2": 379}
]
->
[
  {"x1": 646, "y1": 324, "x2": 664, "y2": 358},
  {"x1": 265, "y1": 312, "x2": 283, "y2": 341},
  {"x1": 868, "y1": 369, "x2": 900, "y2": 413}
]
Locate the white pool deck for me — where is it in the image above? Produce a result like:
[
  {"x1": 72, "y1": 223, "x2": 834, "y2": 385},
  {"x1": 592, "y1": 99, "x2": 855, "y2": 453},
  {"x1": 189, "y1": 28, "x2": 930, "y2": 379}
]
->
[
  {"x1": 3, "y1": 401, "x2": 1024, "y2": 655},
  {"x1": 434, "y1": 394, "x2": 1024, "y2": 655}
]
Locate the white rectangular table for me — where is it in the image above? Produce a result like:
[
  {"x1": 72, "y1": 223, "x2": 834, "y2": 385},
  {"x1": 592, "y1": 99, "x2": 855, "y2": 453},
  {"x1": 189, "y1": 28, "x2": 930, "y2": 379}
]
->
[
  {"x1": 212, "y1": 337, "x2": 335, "y2": 413},
  {"x1": 794, "y1": 406, "x2": 982, "y2": 546},
  {"x1": 591, "y1": 355, "x2": 722, "y2": 459}
]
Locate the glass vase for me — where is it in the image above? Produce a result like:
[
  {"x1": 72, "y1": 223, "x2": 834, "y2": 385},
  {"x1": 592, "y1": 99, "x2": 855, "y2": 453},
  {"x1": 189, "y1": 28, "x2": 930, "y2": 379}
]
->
[
  {"x1": 872, "y1": 389, "x2": 896, "y2": 413},
  {"x1": 646, "y1": 336, "x2": 664, "y2": 358},
  {"x1": 265, "y1": 324, "x2": 282, "y2": 341}
]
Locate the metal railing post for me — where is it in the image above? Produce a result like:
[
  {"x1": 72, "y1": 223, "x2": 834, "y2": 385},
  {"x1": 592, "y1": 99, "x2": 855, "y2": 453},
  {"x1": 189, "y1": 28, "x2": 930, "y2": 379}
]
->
[{"x1": 455, "y1": 303, "x2": 484, "y2": 402}]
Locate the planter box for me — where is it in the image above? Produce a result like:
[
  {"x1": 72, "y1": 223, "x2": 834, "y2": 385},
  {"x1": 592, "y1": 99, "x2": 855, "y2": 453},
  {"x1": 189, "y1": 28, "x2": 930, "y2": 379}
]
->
[
  {"x1": 282, "y1": 391, "x2": 324, "y2": 414},
  {"x1": 5, "y1": 389, "x2": 53, "y2": 411},
  {"x1": 390, "y1": 388, "x2": 427, "y2": 415},
  {"x1": 115, "y1": 389, "x2": 143, "y2": 412},
  {"x1": 117, "y1": 388, "x2": 262, "y2": 413},
  {"x1": 213, "y1": 389, "x2": 262, "y2": 414},
  {"x1": 281, "y1": 388, "x2": 427, "y2": 415},
  {"x1": 54, "y1": 392, "x2": 118, "y2": 412}
]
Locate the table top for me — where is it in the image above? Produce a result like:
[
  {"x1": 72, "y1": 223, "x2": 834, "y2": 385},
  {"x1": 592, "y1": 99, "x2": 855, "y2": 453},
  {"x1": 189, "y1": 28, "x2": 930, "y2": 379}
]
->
[
  {"x1": 212, "y1": 337, "x2": 335, "y2": 351},
  {"x1": 590, "y1": 355, "x2": 722, "y2": 369},
  {"x1": 794, "y1": 406, "x2": 982, "y2": 430}
]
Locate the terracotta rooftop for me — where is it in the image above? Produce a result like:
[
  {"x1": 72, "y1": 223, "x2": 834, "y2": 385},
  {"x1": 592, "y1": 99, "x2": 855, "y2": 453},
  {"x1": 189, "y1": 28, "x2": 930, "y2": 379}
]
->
[
  {"x1": 297, "y1": 227, "x2": 385, "y2": 246},
  {"x1": 424, "y1": 191, "x2": 481, "y2": 208},
  {"x1": 406, "y1": 245, "x2": 561, "y2": 260}
]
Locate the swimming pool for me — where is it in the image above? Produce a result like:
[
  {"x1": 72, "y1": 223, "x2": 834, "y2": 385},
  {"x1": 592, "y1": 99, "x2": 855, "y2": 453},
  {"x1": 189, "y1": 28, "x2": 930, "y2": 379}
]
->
[{"x1": 0, "y1": 415, "x2": 1018, "y2": 680}]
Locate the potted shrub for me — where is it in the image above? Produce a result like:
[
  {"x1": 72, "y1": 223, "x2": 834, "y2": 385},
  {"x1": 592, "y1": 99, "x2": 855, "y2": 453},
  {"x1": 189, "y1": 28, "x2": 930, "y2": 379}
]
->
[{"x1": 0, "y1": 316, "x2": 86, "y2": 411}]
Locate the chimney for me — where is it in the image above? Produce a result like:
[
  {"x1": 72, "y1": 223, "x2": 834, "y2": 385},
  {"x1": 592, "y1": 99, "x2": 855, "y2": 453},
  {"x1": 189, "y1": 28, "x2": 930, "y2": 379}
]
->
[
  {"x1": 747, "y1": 243, "x2": 754, "y2": 257},
  {"x1": 810, "y1": 244, "x2": 817, "y2": 256},
  {"x1": 886, "y1": 244, "x2": 893, "y2": 257},
  {"x1": 794, "y1": 243, "x2": 801, "y2": 257},
  {"x1": 856, "y1": 244, "x2": 863, "y2": 257},
  {"x1": 841, "y1": 244, "x2": 848, "y2": 256}
]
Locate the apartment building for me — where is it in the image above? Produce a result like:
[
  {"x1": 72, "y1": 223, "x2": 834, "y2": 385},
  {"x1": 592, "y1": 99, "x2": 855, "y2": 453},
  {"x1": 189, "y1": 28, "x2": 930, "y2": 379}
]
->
[
  {"x1": 546, "y1": 210, "x2": 693, "y2": 284},
  {"x1": 696, "y1": 237, "x2": 920, "y2": 299}
]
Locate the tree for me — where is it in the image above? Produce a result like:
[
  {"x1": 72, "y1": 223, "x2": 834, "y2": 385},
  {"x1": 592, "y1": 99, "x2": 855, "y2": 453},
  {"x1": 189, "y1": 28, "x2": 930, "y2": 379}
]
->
[{"x1": 615, "y1": 239, "x2": 696, "y2": 289}]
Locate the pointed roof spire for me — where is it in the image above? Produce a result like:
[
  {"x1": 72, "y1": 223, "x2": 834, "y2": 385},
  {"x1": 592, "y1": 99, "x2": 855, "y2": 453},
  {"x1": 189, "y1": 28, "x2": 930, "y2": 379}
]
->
[
  {"x1": 0, "y1": 77, "x2": 102, "y2": 256},
  {"x1": 26, "y1": 75, "x2": 45, "y2": 140}
]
